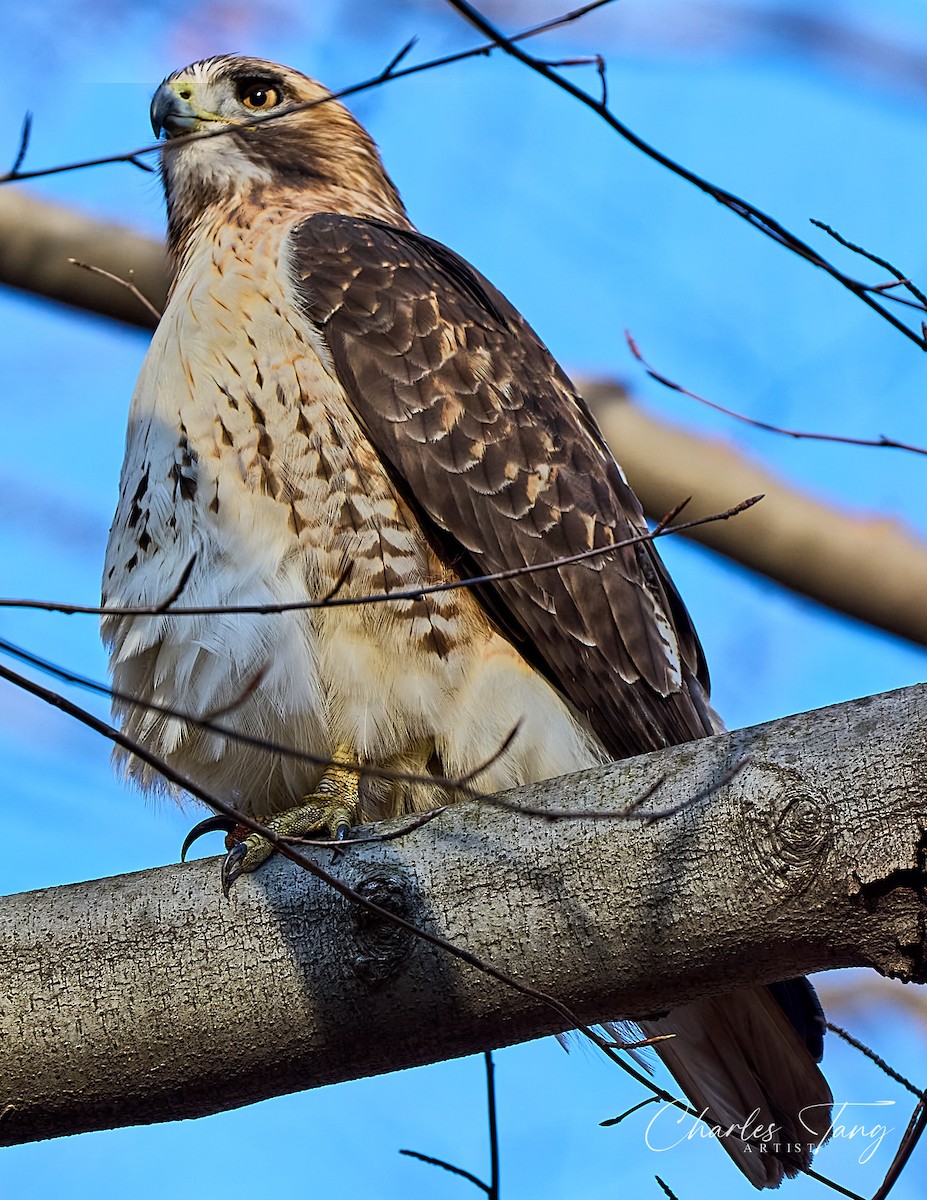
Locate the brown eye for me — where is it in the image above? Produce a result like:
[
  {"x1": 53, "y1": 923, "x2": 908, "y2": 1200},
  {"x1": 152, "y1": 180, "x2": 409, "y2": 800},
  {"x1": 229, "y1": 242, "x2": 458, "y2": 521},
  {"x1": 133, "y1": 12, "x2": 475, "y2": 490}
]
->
[{"x1": 240, "y1": 82, "x2": 280, "y2": 110}]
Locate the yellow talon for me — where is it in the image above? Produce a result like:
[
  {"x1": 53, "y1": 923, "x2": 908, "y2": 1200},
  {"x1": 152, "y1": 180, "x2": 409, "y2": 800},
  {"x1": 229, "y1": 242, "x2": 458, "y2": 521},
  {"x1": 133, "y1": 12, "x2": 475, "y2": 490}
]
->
[{"x1": 220, "y1": 743, "x2": 360, "y2": 895}]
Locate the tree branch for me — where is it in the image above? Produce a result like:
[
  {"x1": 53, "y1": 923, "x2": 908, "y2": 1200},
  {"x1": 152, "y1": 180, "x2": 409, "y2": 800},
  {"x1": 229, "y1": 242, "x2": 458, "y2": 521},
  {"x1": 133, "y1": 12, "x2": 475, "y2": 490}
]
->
[
  {"x1": 0, "y1": 189, "x2": 166, "y2": 328},
  {"x1": 580, "y1": 379, "x2": 927, "y2": 648},
  {"x1": 2, "y1": 682, "x2": 925, "y2": 1147}
]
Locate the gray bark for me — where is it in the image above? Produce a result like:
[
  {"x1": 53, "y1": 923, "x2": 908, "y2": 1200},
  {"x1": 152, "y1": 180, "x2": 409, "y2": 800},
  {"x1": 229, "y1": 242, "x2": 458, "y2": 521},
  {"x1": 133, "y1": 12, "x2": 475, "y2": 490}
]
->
[{"x1": 1, "y1": 683, "x2": 925, "y2": 1147}]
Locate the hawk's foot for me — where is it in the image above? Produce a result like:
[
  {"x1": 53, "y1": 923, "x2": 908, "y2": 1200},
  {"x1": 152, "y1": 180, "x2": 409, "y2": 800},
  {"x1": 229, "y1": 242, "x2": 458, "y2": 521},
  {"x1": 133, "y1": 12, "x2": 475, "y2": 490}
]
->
[{"x1": 221, "y1": 747, "x2": 361, "y2": 896}]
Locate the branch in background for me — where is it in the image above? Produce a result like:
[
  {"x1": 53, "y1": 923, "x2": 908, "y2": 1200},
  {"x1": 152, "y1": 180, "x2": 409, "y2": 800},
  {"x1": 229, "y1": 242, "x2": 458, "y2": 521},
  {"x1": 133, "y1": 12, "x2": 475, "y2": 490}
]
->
[
  {"x1": 818, "y1": 975, "x2": 927, "y2": 1029},
  {"x1": 3, "y1": 194, "x2": 927, "y2": 647},
  {"x1": 0, "y1": 189, "x2": 167, "y2": 328},
  {"x1": 579, "y1": 378, "x2": 927, "y2": 648}
]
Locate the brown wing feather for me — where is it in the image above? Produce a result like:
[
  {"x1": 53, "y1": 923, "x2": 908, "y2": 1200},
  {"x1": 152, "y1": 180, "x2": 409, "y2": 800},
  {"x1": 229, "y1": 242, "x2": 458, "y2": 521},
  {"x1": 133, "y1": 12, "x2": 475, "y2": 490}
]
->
[{"x1": 290, "y1": 213, "x2": 715, "y2": 760}]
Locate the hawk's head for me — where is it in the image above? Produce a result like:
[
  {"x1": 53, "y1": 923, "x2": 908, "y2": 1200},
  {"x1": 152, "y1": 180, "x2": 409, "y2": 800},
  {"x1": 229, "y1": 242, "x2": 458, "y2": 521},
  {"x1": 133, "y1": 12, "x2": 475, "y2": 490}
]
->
[{"x1": 151, "y1": 55, "x2": 407, "y2": 255}]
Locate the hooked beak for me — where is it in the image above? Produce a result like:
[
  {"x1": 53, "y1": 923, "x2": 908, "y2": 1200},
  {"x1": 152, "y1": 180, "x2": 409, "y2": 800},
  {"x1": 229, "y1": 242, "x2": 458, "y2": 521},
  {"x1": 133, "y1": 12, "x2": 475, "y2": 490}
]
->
[{"x1": 150, "y1": 82, "x2": 204, "y2": 139}]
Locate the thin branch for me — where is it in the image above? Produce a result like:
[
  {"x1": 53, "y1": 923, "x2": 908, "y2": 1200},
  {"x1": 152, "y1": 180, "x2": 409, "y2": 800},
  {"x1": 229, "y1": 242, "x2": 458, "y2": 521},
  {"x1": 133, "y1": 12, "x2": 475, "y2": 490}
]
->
[
  {"x1": 0, "y1": 633, "x2": 498, "y2": 801},
  {"x1": 8, "y1": 113, "x2": 32, "y2": 176},
  {"x1": 291, "y1": 806, "x2": 448, "y2": 849},
  {"x1": 819, "y1": 1022, "x2": 927, "y2": 1200},
  {"x1": 200, "y1": 667, "x2": 269, "y2": 720},
  {"x1": 600, "y1": 1095, "x2": 660, "y2": 1127},
  {"x1": 0, "y1": 2, "x2": 620, "y2": 187},
  {"x1": 399, "y1": 1051, "x2": 499, "y2": 1198},
  {"x1": 811, "y1": 219, "x2": 927, "y2": 311},
  {"x1": 484, "y1": 771, "x2": 666, "y2": 821},
  {"x1": 871, "y1": 1099, "x2": 927, "y2": 1200},
  {"x1": 799, "y1": 1167, "x2": 867, "y2": 1200},
  {"x1": 0, "y1": 496, "x2": 763, "y2": 619},
  {"x1": 67, "y1": 259, "x2": 162, "y2": 323},
  {"x1": 485, "y1": 1051, "x2": 500, "y2": 1200},
  {"x1": 826, "y1": 1023, "x2": 925, "y2": 1101},
  {"x1": 627, "y1": 332, "x2": 927, "y2": 457},
  {"x1": 381, "y1": 36, "x2": 419, "y2": 78},
  {"x1": 636, "y1": 756, "x2": 750, "y2": 826},
  {"x1": 0, "y1": 628, "x2": 713, "y2": 842},
  {"x1": 442, "y1": 0, "x2": 927, "y2": 350},
  {"x1": 399, "y1": 1149, "x2": 491, "y2": 1195},
  {"x1": 155, "y1": 553, "x2": 198, "y2": 611}
]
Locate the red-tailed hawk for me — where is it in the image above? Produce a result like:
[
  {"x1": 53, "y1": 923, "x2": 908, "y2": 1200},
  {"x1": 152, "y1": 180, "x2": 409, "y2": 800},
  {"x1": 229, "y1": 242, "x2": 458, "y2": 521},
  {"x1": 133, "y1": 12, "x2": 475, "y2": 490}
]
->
[{"x1": 102, "y1": 55, "x2": 832, "y2": 1187}]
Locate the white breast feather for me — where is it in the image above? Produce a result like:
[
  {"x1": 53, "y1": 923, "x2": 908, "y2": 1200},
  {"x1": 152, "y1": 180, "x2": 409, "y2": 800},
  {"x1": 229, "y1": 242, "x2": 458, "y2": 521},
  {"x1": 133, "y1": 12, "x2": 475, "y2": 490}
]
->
[{"x1": 103, "y1": 208, "x2": 606, "y2": 817}]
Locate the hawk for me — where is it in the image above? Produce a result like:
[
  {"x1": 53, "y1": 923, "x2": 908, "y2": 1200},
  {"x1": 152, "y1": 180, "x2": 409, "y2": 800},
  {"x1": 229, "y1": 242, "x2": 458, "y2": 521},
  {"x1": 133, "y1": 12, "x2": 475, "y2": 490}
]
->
[{"x1": 102, "y1": 55, "x2": 832, "y2": 1187}]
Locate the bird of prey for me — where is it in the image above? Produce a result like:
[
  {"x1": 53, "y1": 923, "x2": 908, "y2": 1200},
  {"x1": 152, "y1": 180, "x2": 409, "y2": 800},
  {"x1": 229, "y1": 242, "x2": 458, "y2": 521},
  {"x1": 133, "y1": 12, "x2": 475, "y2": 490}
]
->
[{"x1": 102, "y1": 55, "x2": 832, "y2": 1187}]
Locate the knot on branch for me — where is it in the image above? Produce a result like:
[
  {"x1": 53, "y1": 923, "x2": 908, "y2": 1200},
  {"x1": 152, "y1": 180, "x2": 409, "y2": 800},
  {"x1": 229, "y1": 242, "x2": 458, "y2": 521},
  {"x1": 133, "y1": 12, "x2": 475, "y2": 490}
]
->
[
  {"x1": 772, "y1": 793, "x2": 831, "y2": 865},
  {"x1": 745, "y1": 764, "x2": 833, "y2": 892},
  {"x1": 345, "y1": 868, "x2": 419, "y2": 988}
]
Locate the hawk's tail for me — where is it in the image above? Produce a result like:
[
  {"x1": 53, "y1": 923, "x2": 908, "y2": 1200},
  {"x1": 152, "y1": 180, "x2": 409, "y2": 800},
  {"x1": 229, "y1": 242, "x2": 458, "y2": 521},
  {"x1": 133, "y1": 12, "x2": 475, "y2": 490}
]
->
[{"x1": 638, "y1": 981, "x2": 833, "y2": 1189}]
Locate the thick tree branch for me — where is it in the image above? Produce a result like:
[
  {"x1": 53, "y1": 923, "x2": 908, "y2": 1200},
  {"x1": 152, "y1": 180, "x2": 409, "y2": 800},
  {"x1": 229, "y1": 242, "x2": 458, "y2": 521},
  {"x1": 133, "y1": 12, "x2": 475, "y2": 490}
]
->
[
  {"x1": 0, "y1": 190, "x2": 166, "y2": 328},
  {"x1": 4, "y1": 190, "x2": 927, "y2": 646},
  {"x1": 2, "y1": 683, "x2": 925, "y2": 1147}
]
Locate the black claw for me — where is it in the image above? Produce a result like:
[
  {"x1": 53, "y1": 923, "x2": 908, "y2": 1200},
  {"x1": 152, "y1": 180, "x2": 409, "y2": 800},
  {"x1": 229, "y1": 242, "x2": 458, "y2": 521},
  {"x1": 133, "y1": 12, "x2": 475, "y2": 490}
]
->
[
  {"x1": 221, "y1": 841, "x2": 249, "y2": 898},
  {"x1": 180, "y1": 815, "x2": 237, "y2": 862},
  {"x1": 335, "y1": 822, "x2": 350, "y2": 841}
]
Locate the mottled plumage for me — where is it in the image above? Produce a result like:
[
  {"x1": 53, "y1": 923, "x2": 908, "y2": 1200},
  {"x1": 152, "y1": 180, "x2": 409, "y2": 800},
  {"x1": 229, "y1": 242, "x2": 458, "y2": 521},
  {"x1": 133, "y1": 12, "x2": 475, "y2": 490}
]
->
[{"x1": 103, "y1": 55, "x2": 830, "y2": 1187}]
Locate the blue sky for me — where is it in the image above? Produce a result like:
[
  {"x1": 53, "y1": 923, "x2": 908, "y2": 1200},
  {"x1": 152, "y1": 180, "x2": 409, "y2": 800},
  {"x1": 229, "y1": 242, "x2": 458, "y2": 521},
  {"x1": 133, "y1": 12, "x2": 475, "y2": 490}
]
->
[{"x1": 2, "y1": 2, "x2": 927, "y2": 1197}]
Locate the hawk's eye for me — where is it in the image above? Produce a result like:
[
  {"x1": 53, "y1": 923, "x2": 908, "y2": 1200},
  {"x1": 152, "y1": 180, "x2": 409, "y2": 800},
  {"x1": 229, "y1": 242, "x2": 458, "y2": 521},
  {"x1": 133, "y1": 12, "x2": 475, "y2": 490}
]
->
[{"x1": 239, "y1": 82, "x2": 280, "y2": 110}]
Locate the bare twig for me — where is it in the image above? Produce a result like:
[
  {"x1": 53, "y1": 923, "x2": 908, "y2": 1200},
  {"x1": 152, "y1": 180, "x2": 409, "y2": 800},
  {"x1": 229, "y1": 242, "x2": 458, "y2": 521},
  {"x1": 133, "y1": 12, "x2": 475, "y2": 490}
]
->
[
  {"x1": 400, "y1": 1051, "x2": 500, "y2": 1198},
  {"x1": 799, "y1": 1167, "x2": 867, "y2": 1200},
  {"x1": 291, "y1": 806, "x2": 448, "y2": 848},
  {"x1": 871, "y1": 1099, "x2": 927, "y2": 1200},
  {"x1": 67, "y1": 259, "x2": 162, "y2": 323},
  {"x1": 600, "y1": 1095, "x2": 660, "y2": 1127},
  {"x1": 0, "y1": 496, "x2": 763, "y2": 619},
  {"x1": 0, "y1": 2, "x2": 619, "y2": 188},
  {"x1": 200, "y1": 667, "x2": 269, "y2": 720},
  {"x1": 0, "y1": 633, "x2": 497, "y2": 801},
  {"x1": 811, "y1": 219, "x2": 927, "y2": 311},
  {"x1": 155, "y1": 554, "x2": 197, "y2": 611},
  {"x1": 818, "y1": 1022, "x2": 927, "y2": 1200},
  {"x1": 8, "y1": 113, "x2": 32, "y2": 177},
  {"x1": 442, "y1": 0, "x2": 927, "y2": 350},
  {"x1": 400, "y1": 1149, "x2": 492, "y2": 1195},
  {"x1": 484, "y1": 771, "x2": 665, "y2": 821},
  {"x1": 381, "y1": 36, "x2": 419, "y2": 78},
  {"x1": 485, "y1": 1051, "x2": 500, "y2": 1200},
  {"x1": 636, "y1": 756, "x2": 750, "y2": 826},
  {"x1": 826, "y1": 1022, "x2": 925, "y2": 1101},
  {"x1": 627, "y1": 332, "x2": 927, "y2": 457},
  {"x1": 2, "y1": 626, "x2": 704, "y2": 837}
]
